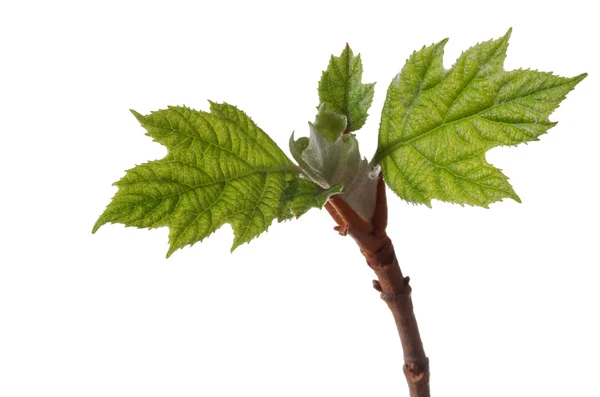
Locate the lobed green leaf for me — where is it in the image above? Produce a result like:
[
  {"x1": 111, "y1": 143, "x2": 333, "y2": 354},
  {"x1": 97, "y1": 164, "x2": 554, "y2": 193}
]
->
[
  {"x1": 318, "y1": 44, "x2": 375, "y2": 132},
  {"x1": 374, "y1": 29, "x2": 586, "y2": 207},
  {"x1": 93, "y1": 103, "x2": 338, "y2": 256}
]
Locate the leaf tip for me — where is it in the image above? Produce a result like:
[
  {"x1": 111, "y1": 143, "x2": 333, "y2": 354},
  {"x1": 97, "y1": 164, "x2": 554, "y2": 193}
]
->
[
  {"x1": 130, "y1": 109, "x2": 144, "y2": 123},
  {"x1": 91, "y1": 219, "x2": 104, "y2": 234},
  {"x1": 493, "y1": 28, "x2": 512, "y2": 50},
  {"x1": 166, "y1": 246, "x2": 176, "y2": 259},
  {"x1": 342, "y1": 43, "x2": 353, "y2": 56},
  {"x1": 230, "y1": 241, "x2": 241, "y2": 253},
  {"x1": 574, "y1": 72, "x2": 588, "y2": 84},
  {"x1": 494, "y1": 28, "x2": 512, "y2": 48}
]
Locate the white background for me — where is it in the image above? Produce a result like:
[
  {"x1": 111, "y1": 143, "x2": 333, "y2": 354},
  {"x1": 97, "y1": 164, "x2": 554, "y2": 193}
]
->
[{"x1": 1, "y1": 1, "x2": 598, "y2": 396}]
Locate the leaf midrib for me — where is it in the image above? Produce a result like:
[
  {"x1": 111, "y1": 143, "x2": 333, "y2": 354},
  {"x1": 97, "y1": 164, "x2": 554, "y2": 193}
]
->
[
  {"x1": 374, "y1": 37, "x2": 507, "y2": 165},
  {"x1": 372, "y1": 76, "x2": 575, "y2": 165},
  {"x1": 120, "y1": 162, "x2": 298, "y2": 201}
]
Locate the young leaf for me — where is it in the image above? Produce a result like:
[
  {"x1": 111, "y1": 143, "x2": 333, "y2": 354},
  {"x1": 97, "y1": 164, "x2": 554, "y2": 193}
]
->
[
  {"x1": 290, "y1": 104, "x2": 379, "y2": 221},
  {"x1": 93, "y1": 102, "x2": 338, "y2": 256},
  {"x1": 373, "y1": 29, "x2": 586, "y2": 207},
  {"x1": 318, "y1": 44, "x2": 375, "y2": 132},
  {"x1": 283, "y1": 179, "x2": 343, "y2": 218}
]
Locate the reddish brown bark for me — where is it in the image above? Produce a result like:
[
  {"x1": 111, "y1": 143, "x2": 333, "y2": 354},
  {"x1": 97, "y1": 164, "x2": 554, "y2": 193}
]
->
[{"x1": 325, "y1": 175, "x2": 430, "y2": 397}]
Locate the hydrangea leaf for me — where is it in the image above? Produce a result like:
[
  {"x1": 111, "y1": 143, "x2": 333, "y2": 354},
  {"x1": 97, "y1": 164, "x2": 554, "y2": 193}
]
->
[
  {"x1": 318, "y1": 44, "x2": 375, "y2": 132},
  {"x1": 93, "y1": 102, "x2": 337, "y2": 256},
  {"x1": 373, "y1": 29, "x2": 586, "y2": 207}
]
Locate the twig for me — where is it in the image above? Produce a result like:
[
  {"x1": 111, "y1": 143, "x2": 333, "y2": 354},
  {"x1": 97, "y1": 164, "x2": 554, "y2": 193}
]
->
[{"x1": 325, "y1": 174, "x2": 430, "y2": 397}]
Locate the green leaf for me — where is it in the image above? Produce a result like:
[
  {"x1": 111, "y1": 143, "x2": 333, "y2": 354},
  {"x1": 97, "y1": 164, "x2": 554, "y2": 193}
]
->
[
  {"x1": 283, "y1": 179, "x2": 343, "y2": 218},
  {"x1": 93, "y1": 102, "x2": 336, "y2": 256},
  {"x1": 318, "y1": 44, "x2": 375, "y2": 132},
  {"x1": 373, "y1": 29, "x2": 586, "y2": 207},
  {"x1": 313, "y1": 103, "x2": 347, "y2": 142}
]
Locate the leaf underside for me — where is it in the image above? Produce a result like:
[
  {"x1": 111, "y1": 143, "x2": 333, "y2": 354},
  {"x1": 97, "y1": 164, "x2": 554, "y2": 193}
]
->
[
  {"x1": 93, "y1": 103, "x2": 338, "y2": 257},
  {"x1": 374, "y1": 29, "x2": 586, "y2": 207},
  {"x1": 318, "y1": 44, "x2": 375, "y2": 132}
]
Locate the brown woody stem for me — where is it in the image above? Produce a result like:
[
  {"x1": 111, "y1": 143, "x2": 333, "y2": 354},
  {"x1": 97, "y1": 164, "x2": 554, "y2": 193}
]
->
[{"x1": 325, "y1": 175, "x2": 430, "y2": 397}]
